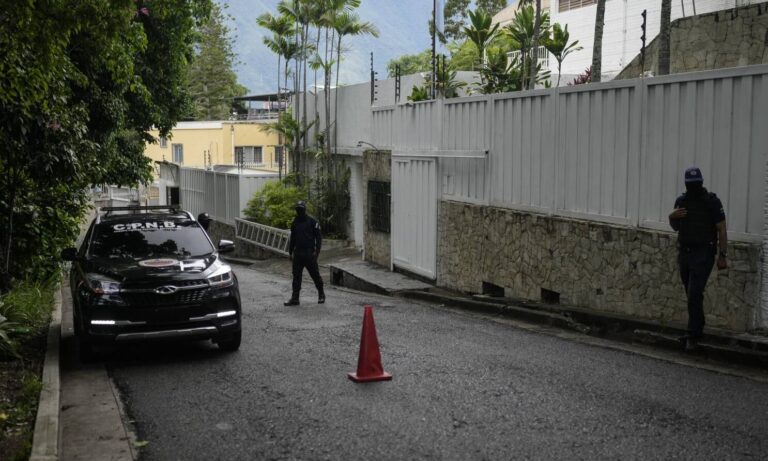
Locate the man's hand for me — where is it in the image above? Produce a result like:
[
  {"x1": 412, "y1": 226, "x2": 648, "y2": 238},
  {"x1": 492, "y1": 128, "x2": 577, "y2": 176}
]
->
[
  {"x1": 312, "y1": 251, "x2": 318, "y2": 261},
  {"x1": 717, "y1": 256, "x2": 728, "y2": 270},
  {"x1": 669, "y1": 208, "x2": 687, "y2": 219},
  {"x1": 288, "y1": 253, "x2": 293, "y2": 261}
]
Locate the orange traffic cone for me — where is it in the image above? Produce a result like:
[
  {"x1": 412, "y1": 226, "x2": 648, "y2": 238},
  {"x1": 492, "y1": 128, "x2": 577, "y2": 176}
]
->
[{"x1": 347, "y1": 306, "x2": 392, "y2": 383}]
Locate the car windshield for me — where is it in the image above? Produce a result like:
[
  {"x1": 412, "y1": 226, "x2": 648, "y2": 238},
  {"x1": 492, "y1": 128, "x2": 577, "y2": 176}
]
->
[{"x1": 89, "y1": 219, "x2": 214, "y2": 261}]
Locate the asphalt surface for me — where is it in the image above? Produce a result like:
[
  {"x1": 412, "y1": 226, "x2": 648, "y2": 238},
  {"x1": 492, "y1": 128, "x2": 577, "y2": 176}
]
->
[{"x1": 107, "y1": 266, "x2": 768, "y2": 460}]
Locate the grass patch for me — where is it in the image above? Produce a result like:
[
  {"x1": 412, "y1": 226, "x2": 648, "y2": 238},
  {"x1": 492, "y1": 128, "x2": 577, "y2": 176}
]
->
[{"x1": 0, "y1": 278, "x2": 56, "y2": 461}]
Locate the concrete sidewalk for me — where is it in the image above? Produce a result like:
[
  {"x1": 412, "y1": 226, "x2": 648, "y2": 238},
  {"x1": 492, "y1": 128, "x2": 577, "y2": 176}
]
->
[{"x1": 323, "y1": 259, "x2": 768, "y2": 368}]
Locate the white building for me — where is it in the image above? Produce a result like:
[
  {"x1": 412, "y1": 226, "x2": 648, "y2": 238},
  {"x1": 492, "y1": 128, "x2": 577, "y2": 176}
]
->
[{"x1": 550, "y1": 0, "x2": 762, "y2": 81}]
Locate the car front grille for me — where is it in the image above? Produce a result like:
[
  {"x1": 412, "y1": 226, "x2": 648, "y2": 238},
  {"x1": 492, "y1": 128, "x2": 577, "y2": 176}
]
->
[{"x1": 121, "y1": 289, "x2": 209, "y2": 307}]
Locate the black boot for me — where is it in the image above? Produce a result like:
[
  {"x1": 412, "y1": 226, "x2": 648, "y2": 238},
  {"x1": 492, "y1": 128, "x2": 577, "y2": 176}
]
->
[
  {"x1": 284, "y1": 297, "x2": 300, "y2": 306},
  {"x1": 318, "y1": 290, "x2": 325, "y2": 304}
]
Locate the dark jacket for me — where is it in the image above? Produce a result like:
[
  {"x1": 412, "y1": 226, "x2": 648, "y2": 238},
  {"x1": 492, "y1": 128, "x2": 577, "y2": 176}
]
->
[
  {"x1": 670, "y1": 189, "x2": 725, "y2": 246},
  {"x1": 288, "y1": 214, "x2": 322, "y2": 255}
]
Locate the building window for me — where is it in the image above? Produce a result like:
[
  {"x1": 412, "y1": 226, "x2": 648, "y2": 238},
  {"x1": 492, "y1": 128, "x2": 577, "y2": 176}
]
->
[
  {"x1": 235, "y1": 146, "x2": 263, "y2": 165},
  {"x1": 367, "y1": 180, "x2": 390, "y2": 233},
  {"x1": 559, "y1": 0, "x2": 597, "y2": 13},
  {"x1": 172, "y1": 144, "x2": 183, "y2": 163},
  {"x1": 159, "y1": 135, "x2": 168, "y2": 148}
]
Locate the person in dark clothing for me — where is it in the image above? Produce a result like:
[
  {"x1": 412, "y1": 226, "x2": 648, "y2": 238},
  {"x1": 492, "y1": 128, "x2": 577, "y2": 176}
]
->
[
  {"x1": 197, "y1": 213, "x2": 211, "y2": 232},
  {"x1": 668, "y1": 167, "x2": 728, "y2": 351},
  {"x1": 284, "y1": 201, "x2": 325, "y2": 306}
]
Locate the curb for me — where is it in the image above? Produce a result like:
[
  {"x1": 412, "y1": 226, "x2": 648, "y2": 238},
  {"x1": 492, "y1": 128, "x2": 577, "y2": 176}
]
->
[
  {"x1": 29, "y1": 283, "x2": 62, "y2": 461},
  {"x1": 399, "y1": 290, "x2": 768, "y2": 368}
]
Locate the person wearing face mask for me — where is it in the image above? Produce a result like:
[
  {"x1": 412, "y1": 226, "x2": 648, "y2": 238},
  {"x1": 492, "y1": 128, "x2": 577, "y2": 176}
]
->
[
  {"x1": 668, "y1": 167, "x2": 727, "y2": 351},
  {"x1": 284, "y1": 201, "x2": 325, "y2": 306}
]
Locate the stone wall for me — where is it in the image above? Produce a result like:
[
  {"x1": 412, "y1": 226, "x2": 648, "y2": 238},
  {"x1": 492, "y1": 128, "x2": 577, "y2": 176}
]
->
[
  {"x1": 438, "y1": 201, "x2": 761, "y2": 332},
  {"x1": 618, "y1": 2, "x2": 768, "y2": 79},
  {"x1": 362, "y1": 150, "x2": 392, "y2": 268}
]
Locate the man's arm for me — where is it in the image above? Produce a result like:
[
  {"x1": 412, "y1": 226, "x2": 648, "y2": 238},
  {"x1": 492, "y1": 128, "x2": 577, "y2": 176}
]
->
[
  {"x1": 314, "y1": 221, "x2": 322, "y2": 255},
  {"x1": 288, "y1": 221, "x2": 296, "y2": 258},
  {"x1": 669, "y1": 197, "x2": 685, "y2": 230}
]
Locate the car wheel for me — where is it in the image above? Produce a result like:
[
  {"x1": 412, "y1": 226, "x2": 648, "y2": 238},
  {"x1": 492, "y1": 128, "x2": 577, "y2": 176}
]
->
[{"x1": 217, "y1": 331, "x2": 241, "y2": 352}]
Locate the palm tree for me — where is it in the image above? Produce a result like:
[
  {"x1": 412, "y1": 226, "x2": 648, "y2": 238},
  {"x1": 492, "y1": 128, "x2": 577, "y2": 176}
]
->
[
  {"x1": 528, "y1": 0, "x2": 542, "y2": 90},
  {"x1": 542, "y1": 23, "x2": 582, "y2": 87},
  {"x1": 504, "y1": 6, "x2": 550, "y2": 90},
  {"x1": 591, "y1": 0, "x2": 606, "y2": 82},
  {"x1": 257, "y1": 13, "x2": 293, "y2": 112},
  {"x1": 658, "y1": 0, "x2": 672, "y2": 75},
  {"x1": 463, "y1": 9, "x2": 500, "y2": 84},
  {"x1": 332, "y1": 11, "x2": 378, "y2": 150}
]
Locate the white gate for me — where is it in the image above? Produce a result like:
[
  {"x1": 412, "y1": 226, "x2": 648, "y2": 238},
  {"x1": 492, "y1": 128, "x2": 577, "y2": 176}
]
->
[{"x1": 392, "y1": 156, "x2": 438, "y2": 279}]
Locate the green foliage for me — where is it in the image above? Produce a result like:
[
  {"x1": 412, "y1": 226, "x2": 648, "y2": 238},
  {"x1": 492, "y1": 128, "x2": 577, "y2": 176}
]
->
[
  {"x1": 386, "y1": 49, "x2": 432, "y2": 79},
  {"x1": 447, "y1": 40, "x2": 480, "y2": 71},
  {"x1": 463, "y1": 9, "x2": 500, "y2": 64},
  {"x1": 244, "y1": 177, "x2": 310, "y2": 229},
  {"x1": 313, "y1": 160, "x2": 350, "y2": 238},
  {"x1": 436, "y1": 63, "x2": 468, "y2": 99},
  {"x1": 187, "y1": 3, "x2": 248, "y2": 120},
  {"x1": 0, "y1": 0, "x2": 212, "y2": 289},
  {"x1": 0, "y1": 278, "x2": 56, "y2": 360},
  {"x1": 408, "y1": 85, "x2": 431, "y2": 102},
  {"x1": 542, "y1": 23, "x2": 582, "y2": 87},
  {"x1": 441, "y1": 0, "x2": 508, "y2": 42}
]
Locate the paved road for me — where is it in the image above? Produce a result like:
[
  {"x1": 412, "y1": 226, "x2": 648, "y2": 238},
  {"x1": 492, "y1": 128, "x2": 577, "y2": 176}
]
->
[{"x1": 108, "y1": 266, "x2": 768, "y2": 460}]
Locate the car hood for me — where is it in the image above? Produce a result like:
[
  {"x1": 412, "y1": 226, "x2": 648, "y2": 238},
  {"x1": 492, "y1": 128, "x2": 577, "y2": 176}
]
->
[{"x1": 84, "y1": 255, "x2": 220, "y2": 282}]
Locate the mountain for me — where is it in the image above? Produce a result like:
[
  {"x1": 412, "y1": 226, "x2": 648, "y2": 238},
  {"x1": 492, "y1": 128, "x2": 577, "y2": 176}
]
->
[{"x1": 223, "y1": 0, "x2": 435, "y2": 94}]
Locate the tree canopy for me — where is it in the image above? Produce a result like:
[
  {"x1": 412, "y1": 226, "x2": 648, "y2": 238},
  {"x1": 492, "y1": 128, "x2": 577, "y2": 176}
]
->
[
  {"x1": 187, "y1": 3, "x2": 248, "y2": 120},
  {"x1": 0, "y1": 0, "x2": 213, "y2": 288}
]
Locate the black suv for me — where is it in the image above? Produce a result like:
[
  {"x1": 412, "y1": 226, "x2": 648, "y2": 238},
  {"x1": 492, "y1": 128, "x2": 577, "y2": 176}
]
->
[{"x1": 62, "y1": 206, "x2": 242, "y2": 359}]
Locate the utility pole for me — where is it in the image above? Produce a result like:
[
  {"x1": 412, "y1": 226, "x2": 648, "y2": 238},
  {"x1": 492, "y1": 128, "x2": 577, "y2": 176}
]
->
[{"x1": 431, "y1": 0, "x2": 436, "y2": 99}]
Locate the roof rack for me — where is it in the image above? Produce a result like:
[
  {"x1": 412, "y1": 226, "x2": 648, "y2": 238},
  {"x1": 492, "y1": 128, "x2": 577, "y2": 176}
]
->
[{"x1": 96, "y1": 205, "x2": 194, "y2": 223}]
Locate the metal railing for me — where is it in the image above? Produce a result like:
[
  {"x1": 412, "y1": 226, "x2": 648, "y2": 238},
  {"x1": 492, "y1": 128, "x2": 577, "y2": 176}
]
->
[{"x1": 235, "y1": 218, "x2": 290, "y2": 256}]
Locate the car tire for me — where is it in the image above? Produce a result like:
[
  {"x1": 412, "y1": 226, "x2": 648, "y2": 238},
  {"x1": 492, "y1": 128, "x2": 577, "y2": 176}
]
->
[{"x1": 217, "y1": 331, "x2": 241, "y2": 352}]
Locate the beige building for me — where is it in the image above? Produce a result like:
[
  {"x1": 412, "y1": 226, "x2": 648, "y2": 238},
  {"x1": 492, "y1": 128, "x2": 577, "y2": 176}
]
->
[
  {"x1": 145, "y1": 121, "x2": 283, "y2": 171},
  {"x1": 492, "y1": 0, "x2": 551, "y2": 28}
]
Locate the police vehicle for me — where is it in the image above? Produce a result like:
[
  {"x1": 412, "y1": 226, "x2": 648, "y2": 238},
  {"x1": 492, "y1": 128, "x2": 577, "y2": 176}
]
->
[{"x1": 61, "y1": 206, "x2": 242, "y2": 359}]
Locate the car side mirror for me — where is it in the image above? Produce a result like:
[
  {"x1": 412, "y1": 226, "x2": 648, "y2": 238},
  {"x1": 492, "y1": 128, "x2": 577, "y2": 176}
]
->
[
  {"x1": 61, "y1": 248, "x2": 78, "y2": 261},
  {"x1": 218, "y1": 239, "x2": 235, "y2": 254}
]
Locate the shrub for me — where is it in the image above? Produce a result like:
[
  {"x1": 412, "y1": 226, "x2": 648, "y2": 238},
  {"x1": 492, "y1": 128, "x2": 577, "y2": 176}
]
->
[
  {"x1": 244, "y1": 176, "x2": 310, "y2": 229},
  {"x1": 0, "y1": 278, "x2": 56, "y2": 360}
]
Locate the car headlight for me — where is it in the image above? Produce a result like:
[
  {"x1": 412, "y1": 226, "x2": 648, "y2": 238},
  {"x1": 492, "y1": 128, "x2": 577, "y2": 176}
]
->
[
  {"x1": 207, "y1": 265, "x2": 234, "y2": 288},
  {"x1": 85, "y1": 273, "x2": 121, "y2": 295}
]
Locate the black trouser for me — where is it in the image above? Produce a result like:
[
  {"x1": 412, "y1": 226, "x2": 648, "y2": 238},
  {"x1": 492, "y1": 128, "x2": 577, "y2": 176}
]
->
[
  {"x1": 678, "y1": 245, "x2": 715, "y2": 339},
  {"x1": 291, "y1": 249, "x2": 324, "y2": 298}
]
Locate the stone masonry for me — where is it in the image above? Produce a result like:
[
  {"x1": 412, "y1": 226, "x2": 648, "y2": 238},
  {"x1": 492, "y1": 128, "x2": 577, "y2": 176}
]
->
[
  {"x1": 618, "y1": 2, "x2": 768, "y2": 79},
  {"x1": 438, "y1": 201, "x2": 761, "y2": 332},
  {"x1": 362, "y1": 149, "x2": 392, "y2": 268}
]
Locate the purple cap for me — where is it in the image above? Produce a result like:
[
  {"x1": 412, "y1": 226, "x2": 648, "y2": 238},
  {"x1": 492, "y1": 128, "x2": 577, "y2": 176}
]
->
[{"x1": 684, "y1": 167, "x2": 703, "y2": 183}]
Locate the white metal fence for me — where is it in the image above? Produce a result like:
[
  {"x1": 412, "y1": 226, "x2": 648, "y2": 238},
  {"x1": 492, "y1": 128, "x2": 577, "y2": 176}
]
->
[
  {"x1": 336, "y1": 65, "x2": 768, "y2": 242},
  {"x1": 179, "y1": 167, "x2": 279, "y2": 224}
]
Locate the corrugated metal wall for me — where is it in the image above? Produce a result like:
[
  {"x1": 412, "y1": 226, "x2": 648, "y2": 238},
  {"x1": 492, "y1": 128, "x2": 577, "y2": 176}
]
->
[
  {"x1": 332, "y1": 65, "x2": 768, "y2": 242},
  {"x1": 180, "y1": 168, "x2": 278, "y2": 224}
]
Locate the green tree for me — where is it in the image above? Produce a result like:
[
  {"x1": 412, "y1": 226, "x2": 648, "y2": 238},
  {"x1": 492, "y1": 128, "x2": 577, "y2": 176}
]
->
[
  {"x1": 442, "y1": 0, "x2": 507, "y2": 41},
  {"x1": 0, "y1": 0, "x2": 212, "y2": 289},
  {"x1": 447, "y1": 40, "x2": 480, "y2": 71},
  {"x1": 542, "y1": 23, "x2": 581, "y2": 87},
  {"x1": 386, "y1": 49, "x2": 433, "y2": 77},
  {"x1": 188, "y1": 3, "x2": 247, "y2": 120},
  {"x1": 475, "y1": 0, "x2": 508, "y2": 17}
]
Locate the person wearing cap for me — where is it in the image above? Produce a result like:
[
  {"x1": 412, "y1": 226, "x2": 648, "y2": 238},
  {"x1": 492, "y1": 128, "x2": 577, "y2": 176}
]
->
[
  {"x1": 668, "y1": 167, "x2": 727, "y2": 351},
  {"x1": 284, "y1": 201, "x2": 325, "y2": 306}
]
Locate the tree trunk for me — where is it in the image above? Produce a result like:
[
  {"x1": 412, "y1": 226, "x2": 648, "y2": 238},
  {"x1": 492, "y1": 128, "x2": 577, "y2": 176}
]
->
[
  {"x1": 591, "y1": 0, "x2": 606, "y2": 83},
  {"x1": 334, "y1": 34, "x2": 342, "y2": 158},
  {"x1": 528, "y1": 0, "x2": 542, "y2": 90},
  {"x1": 658, "y1": 0, "x2": 672, "y2": 75}
]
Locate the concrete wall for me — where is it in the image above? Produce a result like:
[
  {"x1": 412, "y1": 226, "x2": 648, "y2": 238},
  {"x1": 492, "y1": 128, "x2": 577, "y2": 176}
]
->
[
  {"x1": 438, "y1": 201, "x2": 761, "y2": 332},
  {"x1": 362, "y1": 150, "x2": 392, "y2": 268},
  {"x1": 551, "y1": 0, "x2": 764, "y2": 80},
  {"x1": 618, "y1": 2, "x2": 768, "y2": 79}
]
